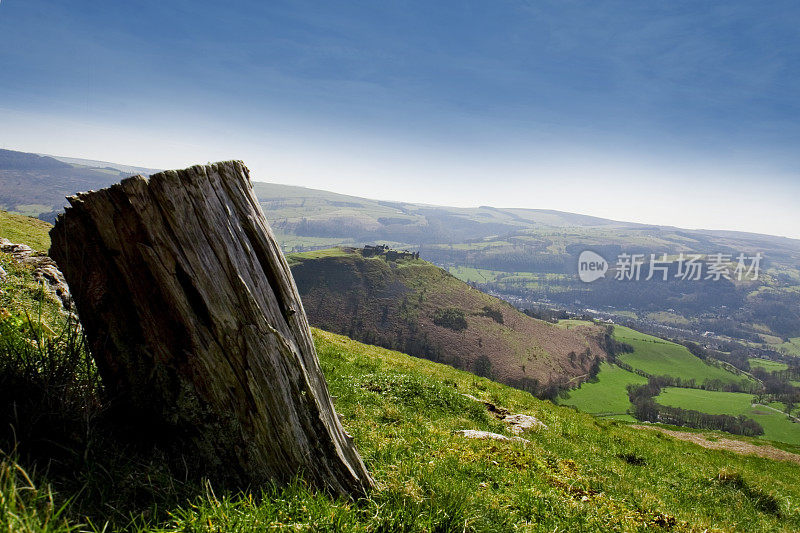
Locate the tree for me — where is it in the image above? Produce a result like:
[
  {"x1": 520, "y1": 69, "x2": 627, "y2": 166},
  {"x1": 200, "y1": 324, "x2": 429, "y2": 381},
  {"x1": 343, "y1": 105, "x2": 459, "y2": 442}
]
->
[{"x1": 49, "y1": 161, "x2": 373, "y2": 497}]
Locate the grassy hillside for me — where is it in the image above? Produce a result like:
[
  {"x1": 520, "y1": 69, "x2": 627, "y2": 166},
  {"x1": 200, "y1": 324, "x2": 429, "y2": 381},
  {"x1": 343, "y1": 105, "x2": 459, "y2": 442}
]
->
[
  {"x1": 750, "y1": 358, "x2": 789, "y2": 372},
  {"x1": 656, "y1": 387, "x2": 800, "y2": 446},
  {"x1": 0, "y1": 210, "x2": 52, "y2": 251},
  {"x1": 4, "y1": 326, "x2": 800, "y2": 531},
  {"x1": 3, "y1": 215, "x2": 800, "y2": 531},
  {"x1": 288, "y1": 247, "x2": 608, "y2": 395}
]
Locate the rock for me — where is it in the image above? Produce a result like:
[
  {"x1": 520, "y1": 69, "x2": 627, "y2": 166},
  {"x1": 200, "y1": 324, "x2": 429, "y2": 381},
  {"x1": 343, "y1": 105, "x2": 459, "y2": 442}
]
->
[
  {"x1": 503, "y1": 413, "x2": 548, "y2": 434},
  {"x1": 0, "y1": 238, "x2": 73, "y2": 312},
  {"x1": 460, "y1": 393, "x2": 547, "y2": 434},
  {"x1": 454, "y1": 429, "x2": 529, "y2": 443}
]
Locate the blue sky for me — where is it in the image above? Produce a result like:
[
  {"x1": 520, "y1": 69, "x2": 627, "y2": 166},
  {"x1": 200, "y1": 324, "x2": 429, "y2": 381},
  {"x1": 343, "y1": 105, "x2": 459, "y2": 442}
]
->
[{"x1": 1, "y1": 1, "x2": 799, "y2": 237}]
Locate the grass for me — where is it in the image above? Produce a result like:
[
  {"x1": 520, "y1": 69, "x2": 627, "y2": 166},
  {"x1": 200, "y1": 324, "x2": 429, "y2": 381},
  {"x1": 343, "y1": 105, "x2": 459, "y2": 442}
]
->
[
  {"x1": 556, "y1": 318, "x2": 598, "y2": 329},
  {"x1": 285, "y1": 246, "x2": 353, "y2": 265},
  {"x1": 777, "y1": 338, "x2": 800, "y2": 357},
  {"x1": 655, "y1": 387, "x2": 800, "y2": 446},
  {"x1": 2, "y1": 323, "x2": 800, "y2": 530},
  {"x1": 614, "y1": 325, "x2": 748, "y2": 385},
  {"x1": 0, "y1": 210, "x2": 52, "y2": 251},
  {"x1": 559, "y1": 362, "x2": 648, "y2": 420},
  {"x1": 750, "y1": 358, "x2": 789, "y2": 372},
  {"x1": 0, "y1": 457, "x2": 78, "y2": 532},
  {"x1": 448, "y1": 266, "x2": 573, "y2": 292}
]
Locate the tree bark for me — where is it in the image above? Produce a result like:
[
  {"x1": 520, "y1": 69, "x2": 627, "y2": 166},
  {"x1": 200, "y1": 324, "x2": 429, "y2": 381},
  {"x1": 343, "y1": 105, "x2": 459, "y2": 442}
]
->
[{"x1": 49, "y1": 161, "x2": 373, "y2": 497}]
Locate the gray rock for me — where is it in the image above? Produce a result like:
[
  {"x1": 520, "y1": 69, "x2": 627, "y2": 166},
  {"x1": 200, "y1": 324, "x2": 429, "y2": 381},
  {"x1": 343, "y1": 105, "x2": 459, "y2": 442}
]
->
[
  {"x1": 454, "y1": 429, "x2": 529, "y2": 443},
  {"x1": 503, "y1": 413, "x2": 548, "y2": 434}
]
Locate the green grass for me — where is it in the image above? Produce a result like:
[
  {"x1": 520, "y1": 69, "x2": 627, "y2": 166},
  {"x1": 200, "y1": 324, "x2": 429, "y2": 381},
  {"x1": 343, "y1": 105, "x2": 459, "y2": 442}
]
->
[
  {"x1": 614, "y1": 325, "x2": 748, "y2": 386},
  {"x1": 559, "y1": 362, "x2": 648, "y2": 419},
  {"x1": 750, "y1": 358, "x2": 789, "y2": 372},
  {"x1": 0, "y1": 210, "x2": 52, "y2": 251},
  {"x1": 0, "y1": 458, "x2": 77, "y2": 532},
  {"x1": 655, "y1": 387, "x2": 800, "y2": 445},
  {"x1": 4, "y1": 325, "x2": 800, "y2": 530},
  {"x1": 285, "y1": 247, "x2": 354, "y2": 265},
  {"x1": 777, "y1": 338, "x2": 800, "y2": 357},
  {"x1": 448, "y1": 266, "x2": 573, "y2": 292}
]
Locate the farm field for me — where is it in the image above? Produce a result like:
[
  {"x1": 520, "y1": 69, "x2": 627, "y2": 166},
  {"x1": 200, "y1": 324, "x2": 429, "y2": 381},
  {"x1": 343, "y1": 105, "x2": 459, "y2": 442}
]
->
[
  {"x1": 559, "y1": 362, "x2": 647, "y2": 421},
  {"x1": 447, "y1": 266, "x2": 572, "y2": 292},
  {"x1": 614, "y1": 325, "x2": 750, "y2": 386},
  {"x1": 655, "y1": 387, "x2": 800, "y2": 445},
  {"x1": 447, "y1": 265, "x2": 500, "y2": 284},
  {"x1": 749, "y1": 358, "x2": 789, "y2": 372}
]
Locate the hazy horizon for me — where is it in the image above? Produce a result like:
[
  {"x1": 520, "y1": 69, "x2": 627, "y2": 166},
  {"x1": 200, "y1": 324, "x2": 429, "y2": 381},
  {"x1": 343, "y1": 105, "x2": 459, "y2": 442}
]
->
[{"x1": 2, "y1": 2, "x2": 798, "y2": 238}]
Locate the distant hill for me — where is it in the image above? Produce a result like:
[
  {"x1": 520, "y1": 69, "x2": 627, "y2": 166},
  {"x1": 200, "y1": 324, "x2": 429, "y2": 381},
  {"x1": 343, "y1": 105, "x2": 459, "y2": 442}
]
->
[
  {"x1": 42, "y1": 154, "x2": 160, "y2": 176},
  {"x1": 2, "y1": 149, "x2": 798, "y2": 344},
  {"x1": 288, "y1": 246, "x2": 607, "y2": 396},
  {"x1": 0, "y1": 149, "x2": 158, "y2": 222}
]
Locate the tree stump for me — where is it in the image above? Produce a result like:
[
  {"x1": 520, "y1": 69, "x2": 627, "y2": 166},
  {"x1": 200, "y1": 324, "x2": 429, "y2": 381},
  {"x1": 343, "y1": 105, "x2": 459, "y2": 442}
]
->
[{"x1": 49, "y1": 161, "x2": 373, "y2": 497}]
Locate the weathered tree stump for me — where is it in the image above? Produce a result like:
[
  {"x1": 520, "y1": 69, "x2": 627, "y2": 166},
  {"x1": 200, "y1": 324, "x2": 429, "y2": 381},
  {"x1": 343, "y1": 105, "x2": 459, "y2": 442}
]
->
[{"x1": 49, "y1": 161, "x2": 373, "y2": 497}]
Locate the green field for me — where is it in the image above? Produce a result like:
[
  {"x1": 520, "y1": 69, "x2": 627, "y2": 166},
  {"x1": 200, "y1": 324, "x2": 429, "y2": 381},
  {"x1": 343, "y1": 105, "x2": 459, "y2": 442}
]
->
[
  {"x1": 448, "y1": 266, "x2": 572, "y2": 292},
  {"x1": 656, "y1": 387, "x2": 800, "y2": 445},
  {"x1": 749, "y1": 358, "x2": 789, "y2": 372},
  {"x1": 559, "y1": 362, "x2": 647, "y2": 421},
  {"x1": 614, "y1": 325, "x2": 749, "y2": 386},
  {"x1": 448, "y1": 265, "x2": 501, "y2": 284}
]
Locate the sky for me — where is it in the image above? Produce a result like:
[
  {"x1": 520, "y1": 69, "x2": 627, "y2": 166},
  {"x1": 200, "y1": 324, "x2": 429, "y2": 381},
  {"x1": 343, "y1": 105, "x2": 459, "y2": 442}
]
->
[{"x1": 1, "y1": 1, "x2": 799, "y2": 238}]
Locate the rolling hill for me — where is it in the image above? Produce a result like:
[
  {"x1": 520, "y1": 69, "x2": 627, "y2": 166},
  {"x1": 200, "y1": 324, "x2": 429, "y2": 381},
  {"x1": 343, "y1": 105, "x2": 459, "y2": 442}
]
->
[
  {"x1": 288, "y1": 246, "x2": 608, "y2": 396},
  {"x1": 248, "y1": 182, "x2": 800, "y2": 346},
  {"x1": 2, "y1": 148, "x2": 799, "y2": 345},
  {"x1": 0, "y1": 149, "x2": 159, "y2": 222}
]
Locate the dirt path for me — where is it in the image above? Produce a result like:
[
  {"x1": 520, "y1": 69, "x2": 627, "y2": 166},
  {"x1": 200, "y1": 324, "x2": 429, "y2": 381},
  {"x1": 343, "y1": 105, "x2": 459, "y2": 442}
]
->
[{"x1": 632, "y1": 425, "x2": 800, "y2": 465}]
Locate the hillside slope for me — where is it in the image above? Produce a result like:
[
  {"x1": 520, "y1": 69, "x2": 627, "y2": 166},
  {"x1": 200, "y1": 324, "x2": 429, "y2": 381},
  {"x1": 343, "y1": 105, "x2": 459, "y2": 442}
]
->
[
  {"x1": 289, "y1": 247, "x2": 606, "y2": 395},
  {"x1": 2, "y1": 212, "x2": 800, "y2": 531}
]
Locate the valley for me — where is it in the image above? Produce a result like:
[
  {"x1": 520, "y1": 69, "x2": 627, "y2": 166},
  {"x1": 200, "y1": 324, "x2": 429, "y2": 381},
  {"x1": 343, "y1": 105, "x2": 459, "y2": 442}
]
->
[{"x1": 2, "y1": 150, "x2": 799, "y2": 448}]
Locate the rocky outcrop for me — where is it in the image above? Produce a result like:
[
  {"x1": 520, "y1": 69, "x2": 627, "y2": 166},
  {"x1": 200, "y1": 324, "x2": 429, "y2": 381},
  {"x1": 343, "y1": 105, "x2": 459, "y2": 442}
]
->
[{"x1": 0, "y1": 238, "x2": 72, "y2": 311}]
